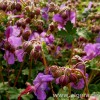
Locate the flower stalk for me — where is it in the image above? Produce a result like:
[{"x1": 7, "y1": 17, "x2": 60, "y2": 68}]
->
[
  {"x1": 14, "y1": 56, "x2": 26, "y2": 87},
  {"x1": 28, "y1": 58, "x2": 33, "y2": 80},
  {"x1": 41, "y1": 48, "x2": 58, "y2": 100}
]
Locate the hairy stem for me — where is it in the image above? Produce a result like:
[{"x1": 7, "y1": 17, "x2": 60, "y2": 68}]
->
[
  {"x1": 7, "y1": 63, "x2": 10, "y2": 86},
  {"x1": 41, "y1": 48, "x2": 58, "y2": 100},
  {"x1": 13, "y1": 56, "x2": 25, "y2": 87},
  {"x1": 0, "y1": 71, "x2": 5, "y2": 85},
  {"x1": 67, "y1": 84, "x2": 71, "y2": 100},
  {"x1": 67, "y1": 40, "x2": 75, "y2": 66},
  {"x1": 28, "y1": 58, "x2": 32, "y2": 80},
  {"x1": 74, "y1": 69, "x2": 89, "y2": 96}
]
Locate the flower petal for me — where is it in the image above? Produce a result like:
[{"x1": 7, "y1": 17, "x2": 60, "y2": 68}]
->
[
  {"x1": 15, "y1": 49, "x2": 25, "y2": 62},
  {"x1": 4, "y1": 51, "x2": 15, "y2": 64},
  {"x1": 8, "y1": 36, "x2": 22, "y2": 48}
]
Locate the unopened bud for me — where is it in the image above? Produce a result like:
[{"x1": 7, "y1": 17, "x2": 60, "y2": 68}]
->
[
  {"x1": 21, "y1": 22, "x2": 26, "y2": 29},
  {"x1": 16, "y1": 3, "x2": 22, "y2": 11},
  {"x1": 35, "y1": 8, "x2": 41, "y2": 15},
  {"x1": 49, "y1": 24, "x2": 55, "y2": 32},
  {"x1": 61, "y1": 12, "x2": 68, "y2": 19},
  {"x1": 69, "y1": 73, "x2": 78, "y2": 82},
  {"x1": 29, "y1": 11, "x2": 35, "y2": 18},
  {"x1": 23, "y1": 41, "x2": 33, "y2": 52},
  {"x1": 25, "y1": 6, "x2": 30, "y2": 12},
  {"x1": 52, "y1": 69, "x2": 62, "y2": 78},
  {"x1": 2, "y1": 4, "x2": 7, "y2": 11},
  {"x1": 25, "y1": 18, "x2": 31, "y2": 24},
  {"x1": 11, "y1": 3, "x2": 16, "y2": 10},
  {"x1": 59, "y1": 75, "x2": 70, "y2": 86},
  {"x1": 50, "y1": 65, "x2": 58, "y2": 72},
  {"x1": 37, "y1": 25, "x2": 43, "y2": 33},
  {"x1": 22, "y1": 30, "x2": 31, "y2": 40},
  {"x1": 35, "y1": 45, "x2": 41, "y2": 52},
  {"x1": 30, "y1": 49, "x2": 40, "y2": 58},
  {"x1": 16, "y1": 21, "x2": 22, "y2": 27},
  {"x1": 79, "y1": 37, "x2": 87, "y2": 42}
]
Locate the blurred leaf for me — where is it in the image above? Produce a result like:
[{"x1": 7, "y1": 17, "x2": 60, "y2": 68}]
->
[
  {"x1": 22, "y1": 67, "x2": 29, "y2": 76},
  {"x1": 65, "y1": 21, "x2": 73, "y2": 33},
  {"x1": 57, "y1": 30, "x2": 66, "y2": 36},
  {"x1": 47, "y1": 97, "x2": 54, "y2": 100},
  {"x1": 88, "y1": 84, "x2": 100, "y2": 93},
  {"x1": 0, "y1": 82, "x2": 8, "y2": 93},
  {"x1": 22, "y1": 94, "x2": 34, "y2": 100},
  {"x1": 7, "y1": 87, "x2": 20, "y2": 100}
]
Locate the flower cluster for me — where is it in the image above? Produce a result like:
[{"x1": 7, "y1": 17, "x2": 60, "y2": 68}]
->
[{"x1": 0, "y1": 0, "x2": 100, "y2": 100}]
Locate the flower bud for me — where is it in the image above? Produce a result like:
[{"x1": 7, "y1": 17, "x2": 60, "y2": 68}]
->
[
  {"x1": 69, "y1": 73, "x2": 78, "y2": 82},
  {"x1": 25, "y1": 6, "x2": 30, "y2": 12},
  {"x1": 25, "y1": 18, "x2": 31, "y2": 24},
  {"x1": 49, "y1": 2, "x2": 55, "y2": 12},
  {"x1": 35, "y1": 8, "x2": 41, "y2": 15},
  {"x1": 21, "y1": 22, "x2": 26, "y2": 29},
  {"x1": 23, "y1": 41, "x2": 33, "y2": 53},
  {"x1": 37, "y1": 25, "x2": 43, "y2": 33},
  {"x1": 78, "y1": 37, "x2": 87, "y2": 42},
  {"x1": 2, "y1": 4, "x2": 7, "y2": 11},
  {"x1": 61, "y1": 12, "x2": 68, "y2": 19},
  {"x1": 50, "y1": 65, "x2": 58, "y2": 72},
  {"x1": 22, "y1": 30, "x2": 31, "y2": 40},
  {"x1": 11, "y1": 3, "x2": 16, "y2": 10},
  {"x1": 16, "y1": 3, "x2": 22, "y2": 11},
  {"x1": 35, "y1": 45, "x2": 41, "y2": 52},
  {"x1": 16, "y1": 21, "x2": 22, "y2": 27},
  {"x1": 29, "y1": 11, "x2": 35, "y2": 18},
  {"x1": 30, "y1": 49, "x2": 40, "y2": 59},
  {"x1": 49, "y1": 7, "x2": 55, "y2": 12},
  {"x1": 77, "y1": 73, "x2": 83, "y2": 79},
  {"x1": 59, "y1": 75, "x2": 70, "y2": 86},
  {"x1": 49, "y1": 24, "x2": 55, "y2": 32},
  {"x1": 52, "y1": 69, "x2": 62, "y2": 78}
]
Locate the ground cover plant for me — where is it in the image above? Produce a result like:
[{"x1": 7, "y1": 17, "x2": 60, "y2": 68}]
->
[{"x1": 0, "y1": 0, "x2": 100, "y2": 100}]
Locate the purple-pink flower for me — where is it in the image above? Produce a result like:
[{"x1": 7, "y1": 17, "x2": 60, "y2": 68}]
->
[
  {"x1": 5, "y1": 26, "x2": 20, "y2": 38},
  {"x1": 33, "y1": 73, "x2": 54, "y2": 100},
  {"x1": 71, "y1": 64, "x2": 88, "y2": 90},
  {"x1": 29, "y1": 32, "x2": 54, "y2": 45},
  {"x1": 83, "y1": 43, "x2": 100, "y2": 61},
  {"x1": 4, "y1": 49, "x2": 25, "y2": 64},
  {"x1": 53, "y1": 10, "x2": 76, "y2": 29}
]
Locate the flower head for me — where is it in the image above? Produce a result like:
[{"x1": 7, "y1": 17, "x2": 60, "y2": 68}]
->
[
  {"x1": 83, "y1": 43, "x2": 100, "y2": 61},
  {"x1": 33, "y1": 73, "x2": 54, "y2": 100}
]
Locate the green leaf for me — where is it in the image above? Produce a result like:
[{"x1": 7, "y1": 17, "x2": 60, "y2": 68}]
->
[
  {"x1": 22, "y1": 67, "x2": 29, "y2": 75},
  {"x1": 7, "y1": 87, "x2": 20, "y2": 100},
  {"x1": 57, "y1": 29, "x2": 66, "y2": 36},
  {"x1": 65, "y1": 21, "x2": 73, "y2": 33},
  {"x1": 77, "y1": 28, "x2": 93, "y2": 40},
  {"x1": 72, "y1": 27, "x2": 77, "y2": 34},
  {"x1": 65, "y1": 34, "x2": 74, "y2": 44},
  {"x1": 0, "y1": 82, "x2": 8, "y2": 93},
  {"x1": 22, "y1": 94, "x2": 34, "y2": 100}
]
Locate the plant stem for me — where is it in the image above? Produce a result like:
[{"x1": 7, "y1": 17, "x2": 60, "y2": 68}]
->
[
  {"x1": 49, "y1": 82, "x2": 58, "y2": 100},
  {"x1": 74, "y1": 69, "x2": 89, "y2": 97},
  {"x1": 13, "y1": 58, "x2": 25, "y2": 87},
  {"x1": 0, "y1": 71, "x2": 5, "y2": 85},
  {"x1": 7, "y1": 62, "x2": 10, "y2": 86},
  {"x1": 41, "y1": 49, "x2": 47, "y2": 68},
  {"x1": 41, "y1": 48, "x2": 58, "y2": 100},
  {"x1": 67, "y1": 40, "x2": 75, "y2": 66},
  {"x1": 28, "y1": 58, "x2": 32, "y2": 80},
  {"x1": 67, "y1": 84, "x2": 71, "y2": 100}
]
